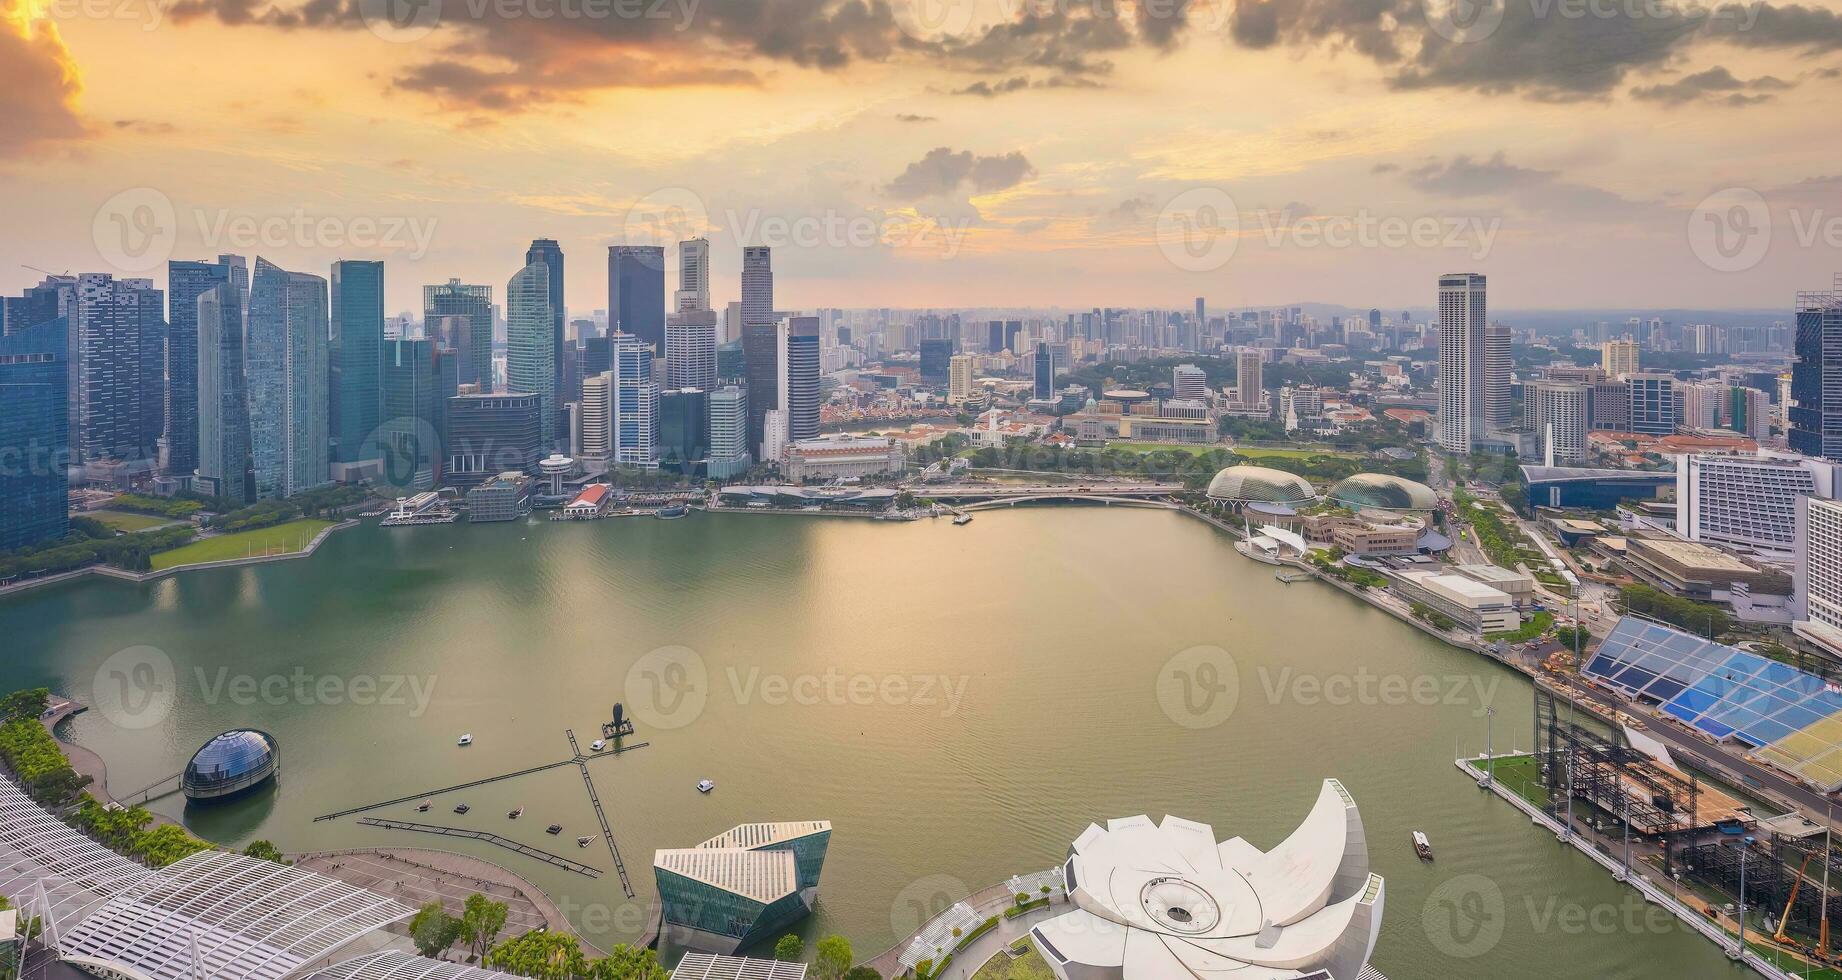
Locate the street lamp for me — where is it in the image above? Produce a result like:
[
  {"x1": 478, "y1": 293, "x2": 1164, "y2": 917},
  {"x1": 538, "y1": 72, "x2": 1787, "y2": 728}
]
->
[{"x1": 1734, "y1": 835, "x2": 1756, "y2": 962}]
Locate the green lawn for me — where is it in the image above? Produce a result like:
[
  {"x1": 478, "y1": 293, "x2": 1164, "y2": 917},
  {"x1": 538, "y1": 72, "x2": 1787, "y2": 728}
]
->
[
  {"x1": 971, "y1": 943, "x2": 1053, "y2": 980},
  {"x1": 150, "y1": 519, "x2": 335, "y2": 571},
  {"x1": 1104, "y1": 441, "x2": 1222, "y2": 457},
  {"x1": 1231, "y1": 446, "x2": 1360, "y2": 460},
  {"x1": 89, "y1": 510, "x2": 179, "y2": 532}
]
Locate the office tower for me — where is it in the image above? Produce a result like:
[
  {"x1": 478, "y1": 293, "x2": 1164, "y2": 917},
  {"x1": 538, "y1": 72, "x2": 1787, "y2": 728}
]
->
[
  {"x1": 1034, "y1": 342, "x2": 1053, "y2": 400},
  {"x1": 424, "y1": 279, "x2": 493, "y2": 390},
  {"x1": 666, "y1": 309, "x2": 719, "y2": 391},
  {"x1": 659, "y1": 388, "x2": 710, "y2": 475},
  {"x1": 785, "y1": 316, "x2": 821, "y2": 443},
  {"x1": 1680, "y1": 380, "x2": 1727, "y2": 431},
  {"x1": 165, "y1": 257, "x2": 239, "y2": 476},
  {"x1": 1792, "y1": 278, "x2": 1842, "y2": 461},
  {"x1": 1797, "y1": 496, "x2": 1842, "y2": 654},
  {"x1": 3, "y1": 275, "x2": 73, "y2": 337},
  {"x1": 0, "y1": 317, "x2": 69, "y2": 548},
  {"x1": 1003, "y1": 320, "x2": 1023, "y2": 354},
  {"x1": 1173, "y1": 364, "x2": 1208, "y2": 401},
  {"x1": 1525, "y1": 380, "x2": 1590, "y2": 465},
  {"x1": 743, "y1": 322, "x2": 779, "y2": 459},
  {"x1": 1196, "y1": 298, "x2": 1206, "y2": 333},
  {"x1": 246, "y1": 259, "x2": 329, "y2": 499},
  {"x1": 507, "y1": 258, "x2": 558, "y2": 449},
  {"x1": 444, "y1": 392, "x2": 543, "y2": 489},
  {"x1": 676, "y1": 237, "x2": 710, "y2": 313},
  {"x1": 986, "y1": 320, "x2": 1004, "y2": 354},
  {"x1": 1601, "y1": 340, "x2": 1639, "y2": 379},
  {"x1": 741, "y1": 246, "x2": 773, "y2": 329},
  {"x1": 1626, "y1": 372, "x2": 1677, "y2": 435},
  {"x1": 1731, "y1": 386, "x2": 1770, "y2": 439},
  {"x1": 525, "y1": 239, "x2": 566, "y2": 435},
  {"x1": 578, "y1": 372, "x2": 612, "y2": 466},
  {"x1": 329, "y1": 260, "x2": 384, "y2": 474},
  {"x1": 194, "y1": 284, "x2": 250, "y2": 504},
  {"x1": 707, "y1": 386, "x2": 750, "y2": 479},
  {"x1": 1680, "y1": 453, "x2": 1836, "y2": 556},
  {"x1": 1590, "y1": 380, "x2": 1630, "y2": 431},
  {"x1": 919, "y1": 339, "x2": 952, "y2": 383},
  {"x1": 609, "y1": 245, "x2": 666, "y2": 352},
  {"x1": 1234, "y1": 348, "x2": 1263, "y2": 407},
  {"x1": 1484, "y1": 323, "x2": 1511, "y2": 429},
  {"x1": 69, "y1": 274, "x2": 165, "y2": 469},
  {"x1": 1435, "y1": 273, "x2": 1487, "y2": 452},
  {"x1": 723, "y1": 301, "x2": 743, "y2": 345},
  {"x1": 948, "y1": 354, "x2": 975, "y2": 405},
  {"x1": 612, "y1": 332, "x2": 658, "y2": 467},
  {"x1": 377, "y1": 338, "x2": 443, "y2": 489}
]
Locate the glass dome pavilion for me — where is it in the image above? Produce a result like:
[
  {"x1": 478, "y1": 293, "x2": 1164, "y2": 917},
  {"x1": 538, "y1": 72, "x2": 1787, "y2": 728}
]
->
[{"x1": 182, "y1": 729, "x2": 279, "y2": 802}]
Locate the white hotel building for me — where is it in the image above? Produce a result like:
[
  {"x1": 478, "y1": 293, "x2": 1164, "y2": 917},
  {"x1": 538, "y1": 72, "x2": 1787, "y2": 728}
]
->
[
  {"x1": 1676, "y1": 452, "x2": 1841, "y2": 561},
  {"x1": 1796, "y1": 495, "x2": 1842, "y2": 659}
]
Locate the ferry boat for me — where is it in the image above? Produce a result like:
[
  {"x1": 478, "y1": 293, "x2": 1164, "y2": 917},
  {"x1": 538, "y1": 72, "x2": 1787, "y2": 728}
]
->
[
  {"x1": 696, "y1": 779, "x2": 715, "y2": 794},
  {"x1": 457, "y1": 733, "x2": 473, "y2": 746},
  {"x1": 507, "y1": 807, "x2": 524, "y2": 820},
  {"x1": 590, "y1": 739, "x2": 607, "y2": 752},
  {"x1": 953, "y1": 514, "x2": 973, "y2": 526},
  {"x1": 453, "y1": 803, "x2": 470, "y2": 815},
  {"x1": 656, "y1": 502, "x2": 689, "y2": 520},
  {"x1": 1412, "y1": 831, "x2": 1433, "y2": 860}
]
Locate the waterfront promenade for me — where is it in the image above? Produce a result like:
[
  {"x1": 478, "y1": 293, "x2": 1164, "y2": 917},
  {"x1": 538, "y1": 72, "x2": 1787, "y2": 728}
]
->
[{"x1": 0, "y1": 519, "x2": 360, "y2": 598}]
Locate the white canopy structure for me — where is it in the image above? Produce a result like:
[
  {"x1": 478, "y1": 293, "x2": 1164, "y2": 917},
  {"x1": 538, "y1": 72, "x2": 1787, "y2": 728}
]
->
[
  {"x1": 0, "y1": 776, "x2": 153, "y2": 932},
  {"x1": 1029, "y1": 779, "x2": 1385, "y2": 980},
  {"x1": 307, "y1": 951, "x2": 509, "y2": 979}
]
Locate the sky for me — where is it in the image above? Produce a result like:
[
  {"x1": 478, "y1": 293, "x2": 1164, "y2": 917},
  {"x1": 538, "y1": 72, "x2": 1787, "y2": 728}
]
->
[{"x1": 2, "y1": 0, "x2": 1841, "y2": 317}]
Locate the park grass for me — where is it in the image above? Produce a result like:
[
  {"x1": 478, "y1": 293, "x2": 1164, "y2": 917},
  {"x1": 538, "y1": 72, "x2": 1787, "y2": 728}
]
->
[
  {"x1": 971, "y1": 943, "x2": 1054, "y2": 980},
  {"x1": 150, "y1": 519, "x2": 335, "y2": 571},
  {"x1": 1231, "y1": 446, "x2": 1360, "y2": 460},
  {"x1": 1104, "y1": 441, "x2": 1222, "y2": 457},
  {"x1": 89, "y1": 510, "x2": 178, "y2": 532}
]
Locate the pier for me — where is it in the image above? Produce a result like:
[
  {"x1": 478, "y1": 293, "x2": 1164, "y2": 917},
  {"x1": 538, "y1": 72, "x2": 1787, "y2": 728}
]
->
[
  {"x1": 356, "y1": 817, "x2": 603, "y2": 878},
  {"x1": 568, "y1": 729, "x2": 636, "y2": 898},
  {"x1": 312, "y1": 738, "x2": 648, "y2": 823}
]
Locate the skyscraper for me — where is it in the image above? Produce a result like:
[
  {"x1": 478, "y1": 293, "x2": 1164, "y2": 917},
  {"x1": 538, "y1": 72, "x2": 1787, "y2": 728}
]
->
[
  {"x1": 424, "y1": 278, "x2": 493, "y2": 390},
  {"x1": 506, "y1": 259, "x2": 558, "y2": 449},
  {"x1": 666, "y1": 309, "x2": 719, "y2": 391},
  {"x1": 1792, "y1": 278, "x2": 1842, "y2": 461},
  {"x1": 0, "y1": 316, "x2": 69, "y2": 549},
  {"x1": 380, "y1": 338, "x2": 443, "y2": 489},
  {"x1": 708, "y1": 386, "x2": 750, "y2": 479},
  {"x1": 1173, "y1": 364, "x2": 1208, "y2": 401},
  {"x1": 676, "y1": 237, "x2": 710, "y2": 313},
  {"x1": 1033, "y1": 341, "x2": 1053, "y2": 400},
  {"x1": 919, "y1": 339, "x2": 952, "y2": 382},
  {"x1": 329, "y1": 260, "x2": 384, "y2": 474},
  {"x1": 578, "y1": 372, "x2": 612, "y2": 467},
  {"x1": 609, "y1": 245, "x2": 667, "y2": 352},
  {"x1": 194, "y1": 283, "x2": 250, "y2": 504},
  {"x1": 658, "y1": 387, "x2": 710, "y2": 475},
  {"x1": 1525, "y1": 379, "x2": 1589, "y2": 465},
  {"x1": 525, "y1": 239, "x2": 566, "y2": 435},
  {"x1": 1601, "y1": 339, "x2": 1639, "y2": 379},
  {"x1": 1626, "y1": 372, "x2": 1677, "y2": 436},
  {"x1": 1234, "y1": 348, "x2": 1263, "y2": 408},
  {"x1": 71, "y1": 274, "x2": 165, "y2": 470},
  {"x1": 741, "y1": 246, "x2": 774, "y2": 330},
  {"x1": 165, "y1": 257, "x2": 238, "y2": 476},
  {"x1": 444, "y1": 392, "x2": 543, "y2": 489},
  {"x1": 784, "y1": 316, "x2": 821, "y2": 443},
  {"x1": 948, "y1": 354, "x2": 975, "y2": 405},
  {"x1": 1435, "y1": 273, "x2": 1487, "y2": 453},
  {"x1": 1484, "y1": 323, "x2": 1511, "y2": 429},
  {"x1": 612, "y1": 331, "x2": 658, "y2": 468},
  {"x1": 743, "y1": 320, "x2": 779, "y2": 459},
  {"x1": 246, "y1": 258, "x2": 329, "y2": 499}
]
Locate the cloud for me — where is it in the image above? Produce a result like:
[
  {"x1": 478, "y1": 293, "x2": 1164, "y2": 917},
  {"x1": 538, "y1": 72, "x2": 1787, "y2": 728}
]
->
[
  {"x1": 953, "y1": 76, "x2": 1031, "y2": 98},
  {"x1": 1629, "y1": 65, "x2": 1792, "y2": 105},
  {"x1": 0, "y1": 0, "x2": 88, "y2": 158},
  {"x1": 1397, "y1": 151, "x2": 1653, "y2": 219},
  {"x1": 883, "y1": 147, "x2": 1035, "y2": 200},
  {"x1": 894, "y1": 112, "x2": 936, "y2": 122},
  {"x1": 1091, "y1": 194, "x2": 1155, "y2": 229}
]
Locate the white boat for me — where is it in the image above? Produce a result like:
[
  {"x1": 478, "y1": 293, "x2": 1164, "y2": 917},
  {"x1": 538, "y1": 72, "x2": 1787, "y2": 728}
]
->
[
  {"x1": 1412, "y1": 831, "x2": 1433, "y2": 860},
  {"x1": 953, "y1": 514, "x2": 972, "y2": 526},
  {"x1": 415, "y1": 799, "x2": 431, "y2": 812},
  {"x1": 577, "y1": 835, "x2": 595, "y2": 847},
  {"x1": 457, "y1": 733, "x2": 473, "y2": 746},
  {"x1": 590, "y1": 739, "x2": 607, "y2": 752},
  {"x1": 696, "y1": 779, "x2": 715, "y2": 793}
]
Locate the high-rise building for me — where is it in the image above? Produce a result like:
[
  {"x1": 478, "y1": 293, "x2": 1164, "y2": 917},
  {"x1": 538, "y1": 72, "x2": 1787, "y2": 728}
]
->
[
  {"x1": 658, "y1": 388, "x2": 710, "y2": 475},
  {"x1": 246, "y1": 259, "x2": 329, "y2": 499},
  {"x1": 1484, "y1": 323, "x2": 1511, "y2": 429},
  {"x1": 378, "y1": 338, "x2": 443, "y2": 489},
  {"x1": 329, "y1": 260, "x2": 384, "y2": 473},
  {"x1": 444, "y1": 393, "x2": 543, "y2": 489},
  {"x1": 676, "y1": 237, "x2": 710, "y2": 313},
  {"x1": 741, "y1": 246, "x2": 773, "y2": 329},
  {"x1": 578, "y1": 371, "x2": 612, "y2": 467},
  {"x1": 612, "y1": 331, "x2": 658, "y2": 468},
  {"x1": 1731, "y1": 385, "x2": 1770, "y2": 439},
  {"x1": 1791, "y1": 278, "x2": 1842, "y2": 461},
  {"x1": 609, "y1": 245, "x2": 666, "y2": 352},
  {"x1": 1524, "y1": 379, "x2": 1590, "y2": 465},
  {"x1": 708, "y1": 385, "x2": 750, "y2": 479},
  {"x1": 1234, "y1": 348, "x2": 1264, "y2": 408},
  {"x1": 666, "y1": 309, "x2": 719, "y2": 391},
  {"x1": 986, "y1": 320, "x2": 1004, "y2": 354},
  {"x1": 1602, "y1": 340, "x2": 1639, "y2": 379},
  {"x1": 919, "y1": 339, "x2": 952, "y2": 383},
  {"x1": 1795, "y1": 495, "x2": 1842, "y2": 656},
  {"x1": 1435, "y1": 273, "x2": 1487, "y2": 452},
  {"x1": 165, "y1": 257, "x2": 239, "y2": 476},
  {"x1": 194, "y1": 283, "x2": 250, "y2": 504},
  {"x1": 948, "y1": 354, "x2": 975, "y2": 405},
  {"x1": 1680, "y1": 380, "x2": 1727, "y2": 431},
  {"x1": 424, "y1": 279, "x2": 493, "y2": 390},
  {"x1": 1173, "y1": 364, "x2": 1208, "y2": 401},
  {"x1": 3, "y1": 275, "x2": 73, "y2": 337},
  {"x1": 1679, "y1": 452, "x2": 1837, "y2": 557},
  {"x1": 72, "y1": 273, "x2": 165, "y2": 469},
  {"x1": 1626, "y1": 372, "x2": 1677, "y2": 436},
  {"x1": 743, "y1": 321, "x2": 779, "y2": 459},
  {"x1": 525, "y1": 239, "x2": 566, "y2": 436},
  {"x1": 0, "y1": 317, "x2": 69, "y2": 549},
  {"x1": 784, "y1": 316, "x2": 821, "y2": 443},
  {"x1": 506, "y1": 258, "x2": 558, "y2": 449},
  {"x1": 1033, "y1": 341, "x2": 1053, "y2": 400}
]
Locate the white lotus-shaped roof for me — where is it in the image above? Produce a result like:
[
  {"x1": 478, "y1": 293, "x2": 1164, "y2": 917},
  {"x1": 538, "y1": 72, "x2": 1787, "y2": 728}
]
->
[{"x1": 1029, "y1": 780, "x2": 1384, "y2": 980}]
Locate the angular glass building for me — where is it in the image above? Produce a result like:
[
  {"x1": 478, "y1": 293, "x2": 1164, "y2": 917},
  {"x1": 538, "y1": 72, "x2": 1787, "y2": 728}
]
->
[
  {"x1": 182, "y1": 729, "x2": 279, "y2": 802},
  {"x1": 247, "y1": 258, "x2": 330, "y2": 499},
  {"x1": 0, "y1": 317, "x2": 70, "y2": 550},
  {"x1": 330, "y1": 260, "x2": 385, "y2": 468},
  {"x1": 653, "y1": 821, "x2": 830, "y2": 955}
]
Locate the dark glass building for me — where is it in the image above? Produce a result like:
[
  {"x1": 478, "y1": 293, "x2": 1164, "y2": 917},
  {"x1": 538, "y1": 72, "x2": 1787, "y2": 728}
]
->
[
  {"x1": 0, "y1": 317, "x2": 70, "y2": 550},
  {"x1": 182, "y1": 729, "x2": 279, "y2": 802},
  {"x1": 445, "y1": 392, "x2": 543, "y2": 489},
  {"x1": 424, "y1": 279, "x2": 494, "y2": 390},
  {"x1": 658, "y1": 388, "x2": 710, "y2": 475},
  {"x1": 165, "y1": 259, "x2": 233, "y2": 476},
  {"x1": 608, "y1": 245, "x2": 666, "y2": 353},
  {"x1": 382, "y1": 339, "x2": 444, "y2": 489},
  {"x1": 330, "y1": 260, "x2": 385, "y2": 467},
  {"x1": 525, "y1": 239, "x2": 566, "y2": 433},
  {"x1": 1033, "y1": 341, "x2": 1052, "y2": 399},
  {"x1": 1791, "y1": 287, "x2": 1842, "y2": 461},
  {"x1": 919, "y1": 339, "x2": 952, "y2": 382},
  {"x1": 785, "y1": 317, "x2": 821, "y2": 442},
  {"x1": 743, "y1": 322, "x2": 779, "y2": 458}
]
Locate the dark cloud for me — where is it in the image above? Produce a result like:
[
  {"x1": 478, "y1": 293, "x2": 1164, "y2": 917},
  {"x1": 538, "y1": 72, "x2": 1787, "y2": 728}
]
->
[
  {"x1": 950, "y1": 73, "x2": 1103, "y2": 97},
  {"x1": 1630, "y1": 65, "x2": 1792, "y2": 105},
  {"x1": 883, "y1": 147, "x2": 1035, "y2": 200},
  {"x1": 393, "y1": 55, "x2": 758, "y2": 110},
  {"x1": 0, "y1": 3, "x2": 88, "y2": 158},
  {"x1": 1092, "y1": 194, "x2": 1155, "y2": 229},
  {"x1": 1397, "y1": 151, "x2": 1653, "y2": 219}
]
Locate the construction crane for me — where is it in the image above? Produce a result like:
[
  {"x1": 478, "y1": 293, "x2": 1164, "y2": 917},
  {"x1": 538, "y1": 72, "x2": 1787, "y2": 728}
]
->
[
  {"x1": 1773, "y1": 851, "x2": 1816, "y2": 952},
  {"x1": 19, "y1": 264, "x2": 70, "y2": 277}
]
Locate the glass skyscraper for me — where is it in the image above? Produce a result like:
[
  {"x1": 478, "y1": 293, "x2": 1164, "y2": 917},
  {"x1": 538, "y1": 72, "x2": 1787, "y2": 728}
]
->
[
  {"x1": 247, "y1": 258, "x2": 329, "y2": 499},
  {"x1": 330, "y1": 260, "x2": 385, "y2": 467},
  {"x1": 785, "y1": 316, "x2": 821, "y2": 443},
  {"x1": 608, "y1": 245, "x2": 666, "y2": 352},
  {"x1": 658, "y1": 388, "x2": 709, "y2": 475},
  {"x1": 424, "y1": 278, "x2": 494, "y2": 390},
  {"x1": 380, "y1": 338, "x2": 443, "y2": 489},
  {"x1": 0, "y1": 317, "x2": 70, "y2": 549},
  {"x1": 165, "y1": 258, "x2": 232, "y2": 476},
  {"x1": 524, "y1": 239, "x2": 566, "y2": 434},
  {"x1": 707, "y1": 385, "x2": 750, "y2": 479},
  {"x1": 1792, "y1": 279, "x2": 1842, "y2": 461},
  {"x1": 612, "y1": 331, "x2": 658, "y2": 468},
  {"x1": 72, "y1": 273, "x2": 165, "y2": 468},
  {"x1": 506, "y1": 259, "x2": 557, "y2": 449},
  {"x1": 195, "y1": 283, "x2": 251, "y2": 505}
]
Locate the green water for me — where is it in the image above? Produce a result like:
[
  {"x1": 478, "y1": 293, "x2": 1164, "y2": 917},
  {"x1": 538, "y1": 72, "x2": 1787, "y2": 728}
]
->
[{"x1": 0, "y1": 509, "x2": 1746, "y2": 977}]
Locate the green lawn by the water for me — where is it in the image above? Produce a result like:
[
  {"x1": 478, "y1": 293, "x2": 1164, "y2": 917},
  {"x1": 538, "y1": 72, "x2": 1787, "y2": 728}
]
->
[
  {"x1": 89, "y1": 510, "x2": 178, "y2": 532},
  {"x1": 1104, "y1": 441, "x2": 1221, "y2": 456},
  {"x1": 1231, "y1": 446, "x2": 1360, "y2": 460},
  {"x1": 151, "y1": 519, "x2": 335, "y2": 571}
]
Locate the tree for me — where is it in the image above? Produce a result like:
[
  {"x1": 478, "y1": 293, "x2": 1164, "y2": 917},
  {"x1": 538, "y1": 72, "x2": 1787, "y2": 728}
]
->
[
  {"x1": 461, "y1": 892, "x2": 510, "y2": 962},
  {"x1": 409, "y1": 901, "x2": 462, "y2": 957},
  {"x1": 843, "y1": 968, "x2": 882, "y2": 980},
  {"x1": 486, "y1": 931, "x2": 586, "y2": 979},
  {"x1": 813, "y1": 935, "x2": 852, "y2": 980},
  {"x1": 242, "y1": 840, "x2": 289, "y2": 864},
  {"x1": 583, "y1": 944, "x2": 669, "y2": 980},
  {"x1": 774, "y1": 934, "x2": 805, "y2": 962},
  {"x1": 0, "y1": 688, "x2": 50, "y2": 723}
]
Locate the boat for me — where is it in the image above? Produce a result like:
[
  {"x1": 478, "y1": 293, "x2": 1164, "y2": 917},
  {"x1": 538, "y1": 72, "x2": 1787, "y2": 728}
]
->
[
  {"x1": 546, "y1": 824, "x2": 563, "y2": 835},
  {"x1": 657, "y1": 502, "x2": 689, "y2": 520},
  {"x1": 577, "y1": 835, "x2": 595, "y2": 847},
  {"x1": 1412, "y1": 831, "x2": 1433, "y2": 860},
  {"x1": 457, "y1": 733, "x2": 473, "y2": 746},
  {"x1": 953, "y1": 514, "x2": 973, "y2": 526},
  {"x1": 590, "y1": 739, "x2": 606, "y2": 752},
  {"x1": 508, "y1": 807, "x2": 524, "y2": 820},
  {"x1": 454, "y1": 803, "x2": 470, "y2": 815},
  {"x1": 697, "y1": 779, "x2": 715, "y2": 794},
  {"x1": 415, "y1": 799, "x2": 431, "y2": 812}
]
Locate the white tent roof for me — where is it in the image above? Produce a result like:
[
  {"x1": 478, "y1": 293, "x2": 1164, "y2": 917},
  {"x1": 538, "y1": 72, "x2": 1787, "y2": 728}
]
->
[
  {"x1": 307, "y1": 951, "x2": 508, "y2": 979},
  {"x1": 0, "y1": 774, "x2": 152, "y2": 927}
]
